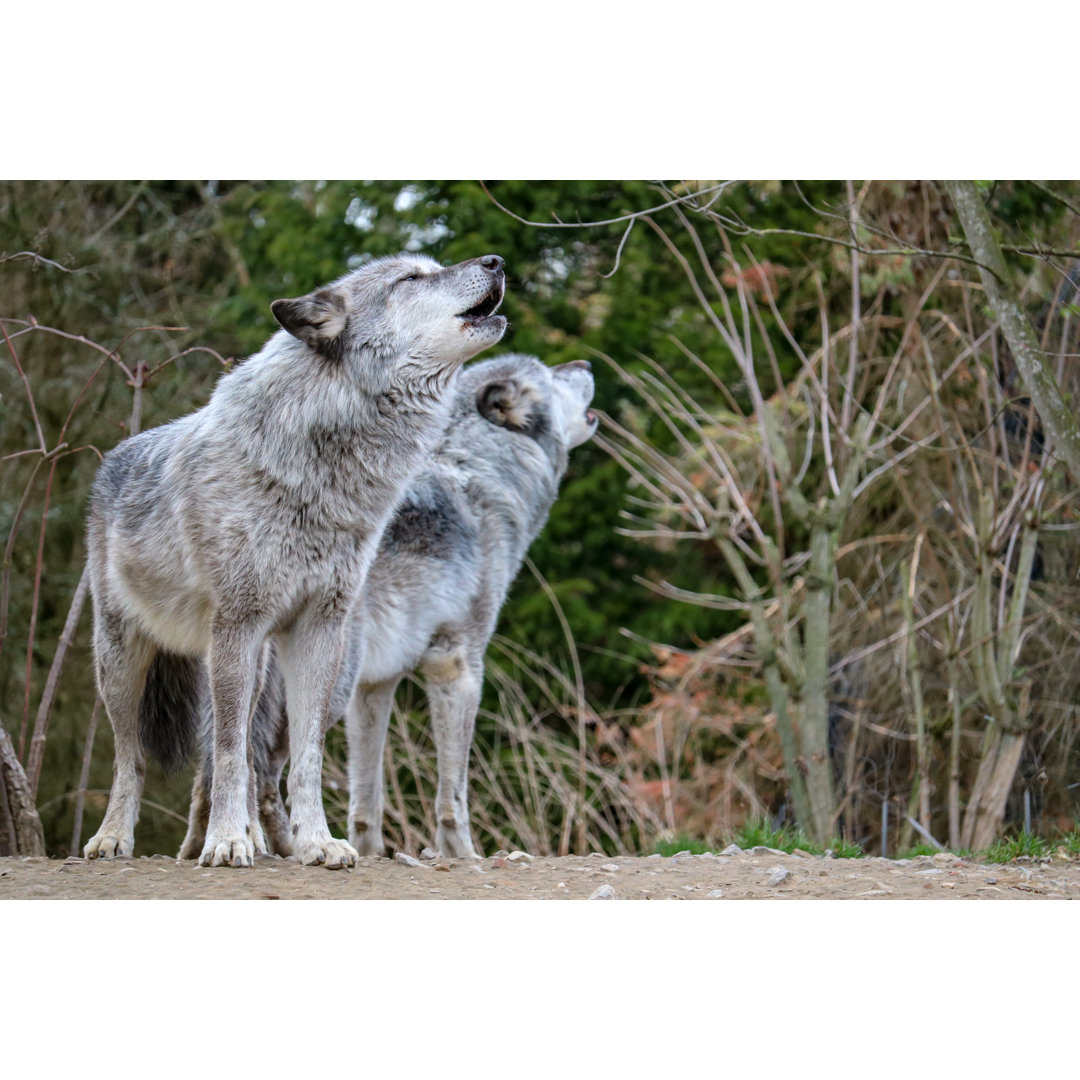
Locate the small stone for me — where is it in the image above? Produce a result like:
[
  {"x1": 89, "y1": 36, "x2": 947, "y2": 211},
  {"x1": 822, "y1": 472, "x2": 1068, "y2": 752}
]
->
[
  {"x1": 985, "y1": 877, "x2": 998, "y2": 885},
  {"x1": 394, "y1": 852, "x2": 424, "y2": 868},
  {"x1": 673, "y1": 849, "x2": 692, "y2": 857},
  {"x1": 556, "y1": 882, "x2": 567, "y2": 889},
  {"x1": 601, "y1": 863, "x2": 620, "y2": 873},
  {"x1": 933, "y1": 852, "x2": 960, "y2": 864},
  {"x1": 491, "y1": 850, "x2": 509, "y2": 859},
  {"x1": 507, "y1": 850, "x2": 533, "y2": 862},
  {"x1": 420, "y1": 847, "x2": 438, "y2": 860},
  {"x1": 707, "y1": 889, "x2": 724, "y2": 898},
  {"x1": 492, "y1": 858, "x2": 508, "y2": 869},
  {"x1": 720, "y1": 844, "x2": 743, "y2": 857},
  {"x1": 647, "y1": 853, "x2": 663, "y2": 859},
  {"x1": 823, "y1": 849, "x2": 837, "y2": 859},
  {"x1": 767, "y1": 866, "x2": 790, "y2": 886},
  {"x1": 433, "y1": 863, "x2": 451, "y2": 872},
  {"x1": 750, "y1": 846, "x2": 788, "y2": 857},
  {"x1": 588, "y1": 884, "x2": 616, "y2": 900},
  {"x1": 916, "y1": 868, "x2": 944, "y2": 876},
  {"x1": 791, "y1": 849, "x2": 813, "y2": 858}
]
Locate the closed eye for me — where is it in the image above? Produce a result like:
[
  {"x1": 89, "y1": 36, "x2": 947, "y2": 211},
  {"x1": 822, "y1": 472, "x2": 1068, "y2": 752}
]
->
[{"x1": 396, "y1": 274, "x2": 419, "y2": 286}]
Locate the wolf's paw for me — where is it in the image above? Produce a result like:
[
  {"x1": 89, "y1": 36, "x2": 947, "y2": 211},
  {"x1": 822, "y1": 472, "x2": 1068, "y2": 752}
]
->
[
  {"x1": 198, "y1": 835, "x2": 255, "y2": 867},
  {"x1": 436, "y1": 827, "x2": 482, "y2": 861},
  {"x1": 84, "y1": 832, "x2": 134, "y2": 860},
  {"x1": 250, "y1": 820, "x2": 269, "y2": 858},
  {"x1": 349, "y1": 826, "x2": 386, "y2": 858},
  {"x1": 294, "y1": 835, "x2": 358, "y2": 869},
  {"x1": 177, "y1": 830, "x2": 205, "y2": 861}
]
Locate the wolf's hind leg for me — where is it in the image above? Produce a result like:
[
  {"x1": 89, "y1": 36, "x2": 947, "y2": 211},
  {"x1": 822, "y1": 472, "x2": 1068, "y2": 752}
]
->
[
  {"x1": 423, "y1": 645, "x2": 483, "y2": 860},
  {"x1": 259, "y1": 754, "x2": 292, "y2": 856},
  {"x1": 84, "y1": 613, "x2": 156, "y2": 859},
  {"x1": 178, "y1": 756, "x2": 211, "y2": 859},
  {"x1": 346, "y1": 678, "x2": 399, "y2": 856},
  {"x1": 245, "y1": 643, "x2": 271, "y2": 856}
]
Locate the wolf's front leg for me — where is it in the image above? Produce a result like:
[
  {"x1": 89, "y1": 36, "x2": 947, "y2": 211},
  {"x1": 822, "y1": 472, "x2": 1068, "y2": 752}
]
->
[
  {"x1": 346, "y1": 677, "x2": 399, "y2": 855},
  {"x1": 279, "y1": 606, "x2": 357, "y2": 869},
  {"x1": 199, "y1": 619, "x2": 264, "y2": 868}
]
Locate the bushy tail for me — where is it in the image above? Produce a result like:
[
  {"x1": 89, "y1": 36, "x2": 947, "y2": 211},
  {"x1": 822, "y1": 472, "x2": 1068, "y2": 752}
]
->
[{"x1": 139, "y1": 651, "x2": 205, "y2": 773}]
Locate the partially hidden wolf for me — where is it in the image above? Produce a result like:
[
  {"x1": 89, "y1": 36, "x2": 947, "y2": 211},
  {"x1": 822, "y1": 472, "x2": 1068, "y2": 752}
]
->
[
  {"x1": 180, "y1": 353, "x2": 598, "y2": 860},
  {"x1": 84, "y1": 253, "x2": 507, "y2": 868}
]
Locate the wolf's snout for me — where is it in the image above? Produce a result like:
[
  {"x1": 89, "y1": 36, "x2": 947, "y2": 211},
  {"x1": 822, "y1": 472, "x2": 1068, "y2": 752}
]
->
[{"x1": 480, "y1": 254, "x2": 504, "y2": 274}]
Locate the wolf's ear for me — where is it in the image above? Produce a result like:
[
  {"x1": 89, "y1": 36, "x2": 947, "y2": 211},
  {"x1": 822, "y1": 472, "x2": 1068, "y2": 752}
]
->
[
  {"x1": 271, "y1": 287, "x2": 348, "y2": 361},
  {"x1": 476, "y1": 378, "x2": 546, "y2": 436}
]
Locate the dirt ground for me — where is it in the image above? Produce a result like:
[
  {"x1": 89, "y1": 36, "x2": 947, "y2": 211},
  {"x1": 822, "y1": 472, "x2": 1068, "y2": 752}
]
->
[{"x1": 3, "y1": 845, "x2": 1079, "y2": 899}]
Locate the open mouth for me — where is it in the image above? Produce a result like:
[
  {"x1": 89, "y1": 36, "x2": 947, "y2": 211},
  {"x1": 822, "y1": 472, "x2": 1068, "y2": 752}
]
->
[
  {"x1": 586, "y1": 410, "x2": 598, "y2": 425},
  {"x1": 458, "y1": 279, "x2": 505, "y2": 324}
]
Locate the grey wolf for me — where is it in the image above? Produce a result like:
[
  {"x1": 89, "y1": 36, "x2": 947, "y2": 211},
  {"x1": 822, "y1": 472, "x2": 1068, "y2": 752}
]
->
[
  {"x1": 83, "y1": 253, "x2": 507, "y2": 868},
  {"x1": 180, "y1": 353, "x2": 598, "y2": 860}
]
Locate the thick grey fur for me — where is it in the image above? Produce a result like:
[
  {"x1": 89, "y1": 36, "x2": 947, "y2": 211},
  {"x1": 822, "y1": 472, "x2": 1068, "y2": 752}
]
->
[
  {"x1": 180, "y1": 353, "x2": 597, "y2": 860},
  {"x1": 84, "y1": 253, "x2": 508, "y2": 868}
]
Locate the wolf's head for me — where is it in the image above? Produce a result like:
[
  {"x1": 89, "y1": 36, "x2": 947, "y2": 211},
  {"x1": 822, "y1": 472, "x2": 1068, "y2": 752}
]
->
[
  {"x1": 270, "y1": 254, "x2": 507, "y2": 390},
  {"x1": 466, "y1": 353, "x2": 599, "y2": 455}
]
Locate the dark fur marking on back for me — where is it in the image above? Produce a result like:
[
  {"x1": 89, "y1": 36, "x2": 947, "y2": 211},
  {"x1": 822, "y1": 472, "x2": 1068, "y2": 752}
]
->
[{"x1": 384, "y1": 481, "x2": 473, "y2": 559}]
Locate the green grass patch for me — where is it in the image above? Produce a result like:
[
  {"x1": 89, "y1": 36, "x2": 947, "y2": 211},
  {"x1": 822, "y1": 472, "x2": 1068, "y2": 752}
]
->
[
  {"x1": 1054, "y1": 828, "x2": 1080, "y2": 856},
  {"x1": 893, "y1": 842, "x2": 942, "y2": 860},
  {"x1": 652, "y1": 835, "x2": 716, "y2": 856},
  {"x1": 653, "y1": 822, "x2": 1080, "y2": 862},
  {"x1": 732, "y1": 819, "x2": 863, "y2": 858},
  {"x1": 983, "y1": 832, "x2": 1052, "y2": 863}
]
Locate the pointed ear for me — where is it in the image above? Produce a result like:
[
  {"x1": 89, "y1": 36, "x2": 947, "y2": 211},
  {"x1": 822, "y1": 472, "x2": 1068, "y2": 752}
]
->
[
  {"x1": 476, "y1": 378, "x2": 547, "y2": 436},
  {"x1": 271, "y1": 287, "x2": 348, "y2": 361}
]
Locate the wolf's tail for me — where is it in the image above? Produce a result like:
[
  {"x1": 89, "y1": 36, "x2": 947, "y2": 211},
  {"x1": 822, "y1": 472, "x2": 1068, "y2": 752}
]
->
[{"x1": 139, "y1": 651, "x2": 205, "y2": 773}]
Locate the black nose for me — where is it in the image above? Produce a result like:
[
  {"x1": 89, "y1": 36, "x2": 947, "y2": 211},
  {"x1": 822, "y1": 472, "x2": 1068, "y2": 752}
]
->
[{"x1": 480, "y1": 254, "x2": 504, "y2": 274}]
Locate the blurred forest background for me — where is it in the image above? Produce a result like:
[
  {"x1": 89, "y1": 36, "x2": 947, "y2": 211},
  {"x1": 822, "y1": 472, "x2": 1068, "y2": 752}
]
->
[{"x1": 3, "y1": 180, "x2": 1080, "y2": 860}]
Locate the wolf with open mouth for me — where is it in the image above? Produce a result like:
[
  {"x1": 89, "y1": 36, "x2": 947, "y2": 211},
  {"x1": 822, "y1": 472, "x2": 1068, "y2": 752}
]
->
[
  {"x1": 179, "y1": 353, "x2": 599, "y2": 861},
  {"x1": 84, "y1": 253, "x2": 507, "y2": 868}
]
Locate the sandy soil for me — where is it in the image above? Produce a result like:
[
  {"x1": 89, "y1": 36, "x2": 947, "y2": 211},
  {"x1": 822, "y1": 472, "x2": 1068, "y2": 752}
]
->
[{"x1": 2, "y1": 846, "x2": 1078, "y2": 899}]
